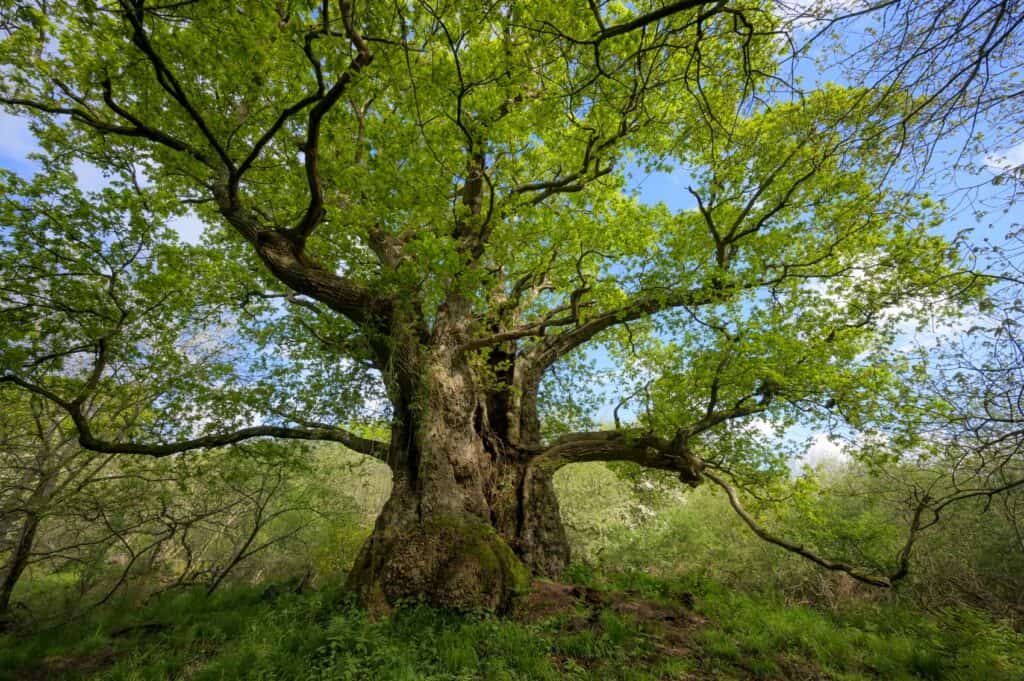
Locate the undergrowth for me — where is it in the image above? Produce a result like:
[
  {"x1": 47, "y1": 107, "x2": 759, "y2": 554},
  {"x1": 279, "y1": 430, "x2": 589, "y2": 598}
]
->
[{"x1": 1, "y1": 571, "x2": 1021, "y2": 680}]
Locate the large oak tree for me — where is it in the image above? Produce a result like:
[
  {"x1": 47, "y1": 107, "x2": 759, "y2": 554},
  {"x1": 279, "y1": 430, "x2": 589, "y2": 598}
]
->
[{"x1": 0, "y1": 0, "x2": 982, "y2": 610}]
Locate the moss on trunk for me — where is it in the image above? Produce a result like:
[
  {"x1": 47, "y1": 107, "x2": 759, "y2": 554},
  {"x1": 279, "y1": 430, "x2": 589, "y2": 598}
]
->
[{"x1": 348, "y1": 512, "x2": 530, "y2": 614}]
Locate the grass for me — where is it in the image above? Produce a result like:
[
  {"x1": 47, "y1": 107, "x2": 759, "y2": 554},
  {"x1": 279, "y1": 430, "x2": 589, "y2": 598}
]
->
[{"x1": 1, "y1": 571, "x2": 1021, "y2": 680}]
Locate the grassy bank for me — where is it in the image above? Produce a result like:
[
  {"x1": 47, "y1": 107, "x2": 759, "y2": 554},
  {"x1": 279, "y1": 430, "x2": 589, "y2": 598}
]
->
[{"x1": 2, "y1": 571, "x2": 1021, "y2": 681}]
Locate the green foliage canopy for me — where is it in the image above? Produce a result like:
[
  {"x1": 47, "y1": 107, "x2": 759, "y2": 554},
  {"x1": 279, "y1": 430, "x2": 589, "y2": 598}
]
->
[{"x1": 0, "y1": 1, "x2": 990, "y2": 588}]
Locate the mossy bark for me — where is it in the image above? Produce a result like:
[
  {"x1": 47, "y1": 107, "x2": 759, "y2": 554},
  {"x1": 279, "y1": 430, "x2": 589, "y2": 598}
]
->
[{"x1": 349, "y1": 509, "x2": 530, "y2": 614}]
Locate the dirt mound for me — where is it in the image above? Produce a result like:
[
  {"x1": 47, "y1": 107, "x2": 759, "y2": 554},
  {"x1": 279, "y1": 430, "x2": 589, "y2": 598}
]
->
[{"x1": 515, "y1": 579, "x2": 706, "y2": 657}]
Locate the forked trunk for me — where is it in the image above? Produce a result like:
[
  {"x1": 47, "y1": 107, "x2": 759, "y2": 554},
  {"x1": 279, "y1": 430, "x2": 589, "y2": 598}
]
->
[{"x1": 347, "y1": 341, "x2": 570, "y2": 613}]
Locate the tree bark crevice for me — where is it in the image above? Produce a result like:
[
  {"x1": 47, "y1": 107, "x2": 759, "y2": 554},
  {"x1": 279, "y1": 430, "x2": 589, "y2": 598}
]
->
[{"x1": 347, "y1": 339, "x2": 576, "y2": 610}]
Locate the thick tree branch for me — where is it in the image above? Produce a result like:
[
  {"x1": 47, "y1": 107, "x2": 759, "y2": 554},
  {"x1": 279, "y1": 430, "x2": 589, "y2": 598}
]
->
[
  {"x1": 594, "y1": 0, "x2": 725, "y2": 43},
  {"x1": 0, "y1": 96, "x2": 211, "y2": 166},
  {"x1": 118, "y1": 0, "x2": 235, "y2": 170},
  {"x1": 1, "y1": 374, "x2": 389, "y2": 461},
  {"x1": 529, "y1": 430, "x2": 704, "y2": 484},
  {"x1": 4, "y1": 4, "x2": 386, "y2": 333},
  {"x1": 702, "y1": 468, "x2": 894, "y2": 588},
  {"x1": 524, "y1": 285, "x2": 723, "y2": 370},
  {"x1": 210, "y1": 195, "x2": 389, "y2": 331},
  {"x1": 291, "y1": 0, "x2": 373, "y2": 243},
  {"x1": 72, "y1": 422, "x2": 389, "y2": 461},
  {"x1": 529, "y1": 401, "x2": 903, "y2": 589},
  {"x1": 457, "y1": 306, "x2": 584, "y2": 353}
]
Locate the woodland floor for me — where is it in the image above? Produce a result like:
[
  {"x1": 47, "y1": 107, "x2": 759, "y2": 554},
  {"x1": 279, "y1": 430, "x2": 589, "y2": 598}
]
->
[{"x1": 1, "y1": 571, "x2": 1021, "y2": 681}]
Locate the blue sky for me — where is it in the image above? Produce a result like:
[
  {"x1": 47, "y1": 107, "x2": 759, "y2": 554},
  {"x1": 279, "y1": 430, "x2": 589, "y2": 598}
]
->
[
  {"x1": 622, "y1": 152, "x2": 1022, "y2": 465},
  {"x1": 0, "y1": 112, "x2": 208, "y2": 244},
  {"x1": 2, "y1": 11, "x2": 1021, "y2": 467},
  {"x1": 2, "y1": 117, "x2": 1020, "y2": 467}
]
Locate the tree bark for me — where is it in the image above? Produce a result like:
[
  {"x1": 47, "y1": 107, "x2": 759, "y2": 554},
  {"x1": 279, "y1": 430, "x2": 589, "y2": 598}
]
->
[
  {"x1": 345, "y1": 318, "x2": 572, "y2": 612},
  {"x1": 0, "y1": 467, "x2": 58, "y2": 625},
  {"x1": 0, "y1": 511, "x2": 42, "y2": 621}
]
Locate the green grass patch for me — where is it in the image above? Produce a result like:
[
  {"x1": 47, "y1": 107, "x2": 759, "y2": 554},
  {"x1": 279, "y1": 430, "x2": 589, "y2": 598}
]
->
[{"x1": 1, "y1": 573, "x2": 1021, "y2": 681}]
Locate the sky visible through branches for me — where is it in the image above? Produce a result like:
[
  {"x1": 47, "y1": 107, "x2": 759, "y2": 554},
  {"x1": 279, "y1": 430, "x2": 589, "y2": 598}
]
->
[{"x1": 0, "y1": 4, "x2": 1020, "y2": 469}]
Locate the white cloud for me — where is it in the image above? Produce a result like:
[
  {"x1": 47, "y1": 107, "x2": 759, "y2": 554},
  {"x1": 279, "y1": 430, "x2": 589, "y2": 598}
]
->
[
  {"x1": 894, "y1": 308, "x2": 981, "y2": 354},
  {"x1": 745, "y1": 417, "x2": 777, "y2": 438},
  {"x1": 776, "y1": 0, "x2": 866, "y2": 29},
  {"x1": 805, "y1": 258, "x2": 978, "y2": 354},
  {"x1": 984, "y1": 140, "x2": 1024, "y2": 173},
  {"x1": 801, "y1": 432, "x2": 848, "y2": 467}
]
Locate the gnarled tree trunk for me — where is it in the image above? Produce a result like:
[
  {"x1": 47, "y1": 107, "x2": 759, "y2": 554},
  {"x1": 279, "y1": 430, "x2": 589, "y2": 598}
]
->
[
  {"x1": 340, "y1": 289, "x2": 720, "y2": 613},
  {"x1": 346, "y1": 312, "x2": 572, "y2": 613}
]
